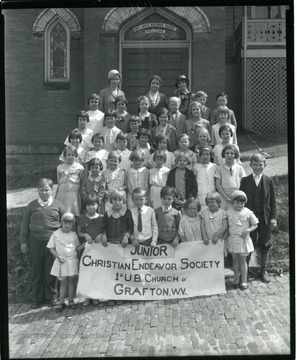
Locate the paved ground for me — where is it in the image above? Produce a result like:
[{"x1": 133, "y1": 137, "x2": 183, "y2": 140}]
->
[{"x1": 8, "y1": 273, "x2": 291, "y2": 357}]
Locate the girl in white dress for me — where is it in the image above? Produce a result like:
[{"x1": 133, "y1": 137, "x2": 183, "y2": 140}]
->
[
  {"x1": 47, "y1": 213, "x2": 80, "y2": 312},
  {"x1": 149, "y1": 150, "x2": 170, "y2": 209},
  {"x1": 178, "y1": 197, "x2": 203, "y2": 242},
  {"x1": 201, "y1": 191, "x2": 228, "y2": 246},
  {"x1": 227, "y1": 190, "x2": 258, "y2": 290},
  {"x1": 55, "y1": 145, "x2": 84, "y2": 216}
]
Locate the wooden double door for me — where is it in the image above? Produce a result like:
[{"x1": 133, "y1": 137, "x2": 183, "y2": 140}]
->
[{"x1": 122, "y1": 47, "x2": 188, "y2": 114}]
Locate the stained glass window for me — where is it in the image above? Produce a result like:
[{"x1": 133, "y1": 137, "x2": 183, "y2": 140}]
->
[{"x1": 45, "y1": 18, "x2": 70, "y2": 87}]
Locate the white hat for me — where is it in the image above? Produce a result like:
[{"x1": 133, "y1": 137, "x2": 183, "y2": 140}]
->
[
  {"x1": 108, "y1": 69, "x2": 121, "y2": 81},
  {"x1": 230, "y1": 190, "x2": 248, "y2": 203},
  {"x1": 61, "y1": 212, "x2": 75, "y2": 223}
]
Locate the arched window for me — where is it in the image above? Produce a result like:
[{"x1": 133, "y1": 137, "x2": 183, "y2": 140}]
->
[{"x1": 45, "y1": 17, "x2": 70, "y2": 88}]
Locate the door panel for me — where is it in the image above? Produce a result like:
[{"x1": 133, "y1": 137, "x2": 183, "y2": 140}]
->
[{"x1": 122, "y1": 47, "x2": 188, "y2": 115}]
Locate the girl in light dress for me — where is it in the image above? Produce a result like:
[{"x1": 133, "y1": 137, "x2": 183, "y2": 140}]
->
[
  {"x1": 192, "y1": 147, "x2": 217, "y2": 211},
  {"x1": 136, "y1": 128, "x2": 153, "y2": 168},
  {"x1": 178, "y1": 197, "x2": 203, "y2": 242},
  {"x1": 59, "y1": 129, "x2": 86, "y2": 164},
  {"x1": 102, "y1": 151, "x2": 126, "y2": 212},
  {"x1": 86, "y1": 93, "x2": 104, "y2": 134},
  {"x1": 226, "y1": 190, "x2": 258, "y2": 290},
  {"x1": 215, "y1": 144, "x2": 246, "y2": 211},
  {"x1": 149, "y1": 150, "x2": 171, "y2": 209},
  {"x1": 126, "y1": 150, "x2": 150, "y2": 209},
  {"x1": 55, "y1": 145, "x2": 84, "y2": 216},
  {"x1": 64, "y1": 110, "x2": 94, "y2": 151},
  {"x1": 83, "y1": 133, "x2": 109, "y2": 172},
  {"x1": 101, "y1": 109, "x2": 121, "y2": 152},
  {"x1": 201, "y1": 192, "x2": 228, "y2": 246},
  {"x1": 47, "y1": 213, "x2": 80, "y2": 312},
  {"x1": 213, "y1": 124, "x2": 241, "y2": 166},
  {"x1": 152, "y1": 108, "x2": 178, "y2": 152},
  {"x1": 114, "y1": 95, "x2": 132, "y2": 133}
]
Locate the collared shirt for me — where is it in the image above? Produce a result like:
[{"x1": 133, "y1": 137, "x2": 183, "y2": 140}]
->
[
  {"x1": 131, "y1": 205, "x2": 158, "y2": 242},
  {"x1": 115, "y1": 149, "x2": 132, "y2": 172},
  {"x1": 161, "y1": 205, "x2": 172, "y2": 213},
  {"x1": 253, "y1": 173, "x2": 263, "y2": 186},
  {"x1": 38, "y1": 196, "x2": 54, "y2": 208},
  {"x1": 106, "y1": 205, "x2": 127, "y2": 219}
]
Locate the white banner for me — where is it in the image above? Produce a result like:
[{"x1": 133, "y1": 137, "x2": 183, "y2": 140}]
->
[{"x1": 77, "y1": 242, "x2": 226, "y2": 300}]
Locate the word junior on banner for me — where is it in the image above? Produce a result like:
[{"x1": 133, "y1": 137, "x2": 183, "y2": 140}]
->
[{"x1": 77, "y1": 242, "x2": 226, "y2": 301}]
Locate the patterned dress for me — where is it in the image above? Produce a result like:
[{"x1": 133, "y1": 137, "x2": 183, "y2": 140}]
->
[
  {"x1": 178, "y1": 214, "x2": 203, "y2": 242},
  {"x1": 102, "y1": 167, "x2": 126, "y2": 211},
  {"x1": 226, "y1": 207, "x2": 258, "y2": 254}
]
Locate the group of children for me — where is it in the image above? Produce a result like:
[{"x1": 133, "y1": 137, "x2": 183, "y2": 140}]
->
[{"x1": 20, "y1": 75, "x2": 277, "y2": 310}]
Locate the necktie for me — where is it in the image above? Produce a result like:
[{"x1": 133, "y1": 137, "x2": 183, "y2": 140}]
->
[
  {"x1": 255, "y1": 175, "x2": 260, "y2": 186},
  {"x1": 138, "y1": 208, "x2": 142, "y2": 232}
]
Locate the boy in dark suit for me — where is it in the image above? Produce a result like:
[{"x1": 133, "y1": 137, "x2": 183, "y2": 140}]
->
[{"x1": 240, "y1": 154, "x2": 277, "y2": 283}]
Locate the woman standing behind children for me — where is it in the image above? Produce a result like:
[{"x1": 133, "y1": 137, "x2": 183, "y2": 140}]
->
[
  {"x1": 215, "y1": 144, "x2": 246, "y2": 211},
  {"x1": 145, "y1": 75, "x2": 169, "y2": 117},
  {"x1": 201, "y1": 192, "x2": 228, "y2": 245},
  {"x1": 149, "y1": 150, "x2": 171, "y2": 209},
  {"x1": 126, "y1": 150, "x2": 150, "y2": 209},
  {"x1": 114, "y1": 95, "x2": 132, "y2": 133},
  {"x1": 101, "y1": 109, "x2": 121, "y2": 152},
  {"x1": 183, "y1": 102, "x2": 210, "y2": 148},
  {"x1": 99, "y1": 70, "x2": 125, "y2": 113},
  {"x1": 47, "y1": 213, "x2": 80, "y2": 312},
  {"x1": 226, "y1": 190, "x2": 258, "y2": 290},
  {"x1": 55, "y1": 145, "x2": 84, "y2": 216},
  {"x1": 178, "y1": 197, "x2": 203, "y2": 242},
  {"x1": 166, "y1": 153, "x2": 198, "y2": 211},
  {"x1": 173, "y1": 75, "x2": 194, "y2": 118},
  {"x1": 193, "y1": 147, "x2": 217, "y2": 211},
  {"x1": 102, "y1": 151, "x2": 126, "y2": 212},
  {"x1": 86, "y1": 93, "x2": 104, "y2": 134},
  {"x1": 77, "y1": 194, "x2": 104, "y2": 306},
  {"x1": 20, "y1": 178, "x2": 66, "y2": 309},
  {"x1": 83, "y1": 133, "x2": 109, "y2": 171},
  {"x1": 152, "y1": 107, "x2": 178, "y2": 152},
  {"x1": 213, "y1": 124, "x2": 240, "y2": 166},
  {"x1": 101, "y1": 190, "x2": 133, "y2": 247}
]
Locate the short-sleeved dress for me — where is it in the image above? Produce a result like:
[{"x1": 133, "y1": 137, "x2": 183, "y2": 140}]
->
[
  {"x1": 193, "y1": 163, "x2": 217, "y2": 210},
  {"x1": 178, "y1": 214, "x2": 203, "y2": 242},
  {"x1": 200, "y1": 208, "x2": 227, "y2": 240},
  {"x1": 214, "y1": 164, "x2": 246, "y2": 211},
  {"x1": 226, "y1": 207, "x2": 258, "y2": 254},
  {"x1": 149, "y1": 166, "x2": 170, "y2": 209},
  {"x1": 55, "y1": 162, "x2": 84, "y2": 216},
  {"x1": 47, "y1": 228, "x2": 80, "y2": 280}
]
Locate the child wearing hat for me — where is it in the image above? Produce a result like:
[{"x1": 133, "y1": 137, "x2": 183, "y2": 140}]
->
[
  {"x1": 47, "y1": 213, "x2": 80, "y2": 312},
  {"x1": 173, "y1": 74, "x2": 195, "y2": 119},
  {"x1": 99, "y1": 69, "x2": 125, "y2": 113},
  {"x1": 226, "y1": 190, "x2": 258, "y2": 290}
]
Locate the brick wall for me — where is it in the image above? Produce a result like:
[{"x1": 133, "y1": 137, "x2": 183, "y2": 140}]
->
[
  {"x1": 4, "y1": 8, "x2": 85, "y2": 146},
  {"x1": 191, "y1": 7, "x2": 226, "y2": 110}
]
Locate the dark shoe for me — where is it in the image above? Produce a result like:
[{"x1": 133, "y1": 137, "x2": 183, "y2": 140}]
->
[
  {"x1": 241, "y1": 282, "x2": 248, "y2": 290},
  {"x1": 233, "y1": 280, "x2": 240, "y2": 289},
  {"x1": 69, "y1": 301, "x2": 77, "y2": 309},
  {"x1": 261, "y1": 271, "x2": 271, "y2": 283},
  {"x1": 31, "y1": 302, "x2": 40, "y2": 309},
  {"x1": 55, "y1": 303, "x2": 66, "y2": 313}
]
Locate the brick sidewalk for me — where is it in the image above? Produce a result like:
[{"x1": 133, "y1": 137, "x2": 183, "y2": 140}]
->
[{"x1": 8, "y1": 274, "x2": 291, "y2": 357}]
